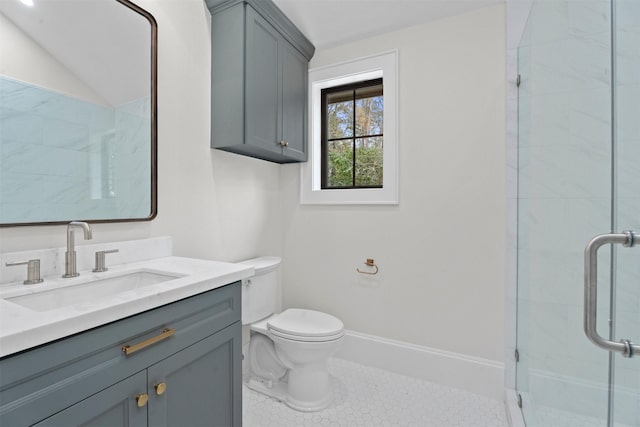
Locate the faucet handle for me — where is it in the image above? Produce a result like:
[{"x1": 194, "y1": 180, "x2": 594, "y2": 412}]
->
[
  {"x1": 93, "y1": 249, "x2": 119, "y2": 273},
  {"x1": 6, "y1": 259, "x2": 44, "y2": 285}
]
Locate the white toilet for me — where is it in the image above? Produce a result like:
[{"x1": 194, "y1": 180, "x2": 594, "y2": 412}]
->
[{"x1": 240, "y1": 256, "x2": 344, "y2": 412}]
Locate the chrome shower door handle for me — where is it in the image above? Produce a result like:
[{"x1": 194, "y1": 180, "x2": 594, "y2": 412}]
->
[{"x1": 584, "y1": 231, "x2": 639, "y2": 358}]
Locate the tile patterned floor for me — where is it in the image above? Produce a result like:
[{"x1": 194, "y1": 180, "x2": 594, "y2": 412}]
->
[{"x1": 243, "y1": 358, "x2": 508, "y2": 427}]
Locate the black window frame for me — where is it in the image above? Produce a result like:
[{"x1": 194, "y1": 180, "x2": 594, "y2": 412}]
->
[{"x1": 321, "y1": 78, "x2": 383, "y2": 190}]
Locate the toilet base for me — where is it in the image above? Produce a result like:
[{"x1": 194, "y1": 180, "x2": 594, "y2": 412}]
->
[
  {"x1": 246, "y1": 373, "x2": 333, "y2": 412},
  {"x1": 286, "y1": 389, "x2": 332, "y2": 412},
  {"x1": 246, "y1": 376, "x2": 287, "y2": 403}
]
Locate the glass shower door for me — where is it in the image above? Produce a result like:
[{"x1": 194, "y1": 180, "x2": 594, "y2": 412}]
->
[
  {"x1": 611, "y1": 1, "x2": 640, "y2": 425},
  {"x1": 514, "y1": 0, "x2": 640, "y2": 425}
]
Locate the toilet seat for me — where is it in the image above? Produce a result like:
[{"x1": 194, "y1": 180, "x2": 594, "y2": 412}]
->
[
  {"x1": 267, "y1": 308, "x2": 344, "y2": 342},
  {"x1": 269, "y1": 328, "x2": 344, "y2": 342}
]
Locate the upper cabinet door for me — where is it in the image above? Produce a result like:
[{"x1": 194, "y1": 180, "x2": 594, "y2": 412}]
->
[
  {"x1": 281, "y1": 41, "x2": 308, "y2": 162},
  {"x1": 245, "y1": 6, "x2": 281, "y2": 156}
]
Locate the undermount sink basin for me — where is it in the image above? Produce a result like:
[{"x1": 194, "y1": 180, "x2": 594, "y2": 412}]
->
[{"x1": 7, "y1": 270, "x2": 181, "y2": 312}]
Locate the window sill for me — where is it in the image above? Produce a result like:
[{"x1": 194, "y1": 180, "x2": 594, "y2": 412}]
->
[{"x1": 299, "y1": 187, "x2": 398, "y2": 205}]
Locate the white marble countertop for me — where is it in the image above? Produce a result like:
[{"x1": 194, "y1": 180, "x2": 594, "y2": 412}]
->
[{"x1": 0, "y1": 256, "x2": 253, "y2": 358}]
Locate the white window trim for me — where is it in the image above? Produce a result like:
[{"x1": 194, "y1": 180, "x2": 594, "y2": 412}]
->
[{"x1": 300, "y1": 50, "x2": 398, "y2": 205}]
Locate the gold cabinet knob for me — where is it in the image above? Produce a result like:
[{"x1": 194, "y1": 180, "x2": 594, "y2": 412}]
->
[
  {"x1": 154, "y1": 382, "x2": 167, "y2": 396},
  {"x1": 136, "y1": 393, "x2": 149, "y2": 408}
]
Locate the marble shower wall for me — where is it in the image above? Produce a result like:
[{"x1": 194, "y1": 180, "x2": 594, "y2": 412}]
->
[{"x1": 0, "y1": 76, "x2": 150, "y2": 223}]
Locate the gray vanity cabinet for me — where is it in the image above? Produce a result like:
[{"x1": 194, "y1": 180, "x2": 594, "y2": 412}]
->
[
  {"x1": 209, "y1": 0, "x2": 314, "y2": 163},
  {"x1": 33, "y1": 372, "x2": 148, "y2": 427},
  {"x1": 0, "y1": 283, "x2": 241, "y2": 427},
  {"x1": 147, "y1": 324, "x2": 240, "y2": 427}
]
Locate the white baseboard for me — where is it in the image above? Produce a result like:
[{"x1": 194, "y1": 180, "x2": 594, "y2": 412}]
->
[{"x1": 334, "y1": 330, "x2": 505, "y2": 400}]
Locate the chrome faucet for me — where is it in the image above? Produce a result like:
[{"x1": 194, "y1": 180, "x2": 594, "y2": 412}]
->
[{"x1": 63, "y1": 221, "x2": 93, "y2": 278}]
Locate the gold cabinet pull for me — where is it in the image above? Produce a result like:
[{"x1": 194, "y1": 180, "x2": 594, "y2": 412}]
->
[
  {"x1": 136, "y1": 393, "x2": 149, "y2": 408},
  {"x1": 154, "y1": 382, "x2": 167, "y2": 396},
  {"x1": 122, "y1": 328, "x2": 176, "y2": 356}
]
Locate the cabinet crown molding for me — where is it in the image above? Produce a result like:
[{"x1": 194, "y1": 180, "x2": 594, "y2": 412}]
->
[{"x1": 206, "y1": 0, "x2": 315, "y2": 60}]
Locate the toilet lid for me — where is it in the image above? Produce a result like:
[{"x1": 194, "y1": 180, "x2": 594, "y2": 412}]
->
[
  {"x1": 269, "y1": 328, "x2": 344, "y2": 342},
  {"x1": 267, "y1": 309, "x2": 344, "y2": 339}
]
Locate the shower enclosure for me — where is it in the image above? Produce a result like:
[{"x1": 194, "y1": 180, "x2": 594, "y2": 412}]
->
[{"x1": 516, "y1": 0, "x2": 639, "y2": 426}]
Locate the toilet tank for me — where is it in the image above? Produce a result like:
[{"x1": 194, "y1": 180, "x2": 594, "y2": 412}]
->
[{"x1": 239, "y1": 256, "x2": 281, "y2": 325}]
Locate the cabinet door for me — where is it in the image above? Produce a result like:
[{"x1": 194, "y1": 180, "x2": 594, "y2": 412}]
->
[
  {"x1": 245, "y1": 5, "x2": 281, "y2": 155},
  {"x1": 33, "y1": 371, "x2": 147, "y2": 427},
  {"x1": 281, "y1": 41, "x2": 308, "y2": 162},
  {"x1": 147, "y1": 323, "x2": 241, "y2": 427}
]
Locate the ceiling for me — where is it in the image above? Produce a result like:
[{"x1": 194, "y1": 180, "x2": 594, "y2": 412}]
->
[
  {"x1": 0, "y1": 0, "x2": 150, "y2": 106},
  {"x1": 1, "y1": 0, "x2": 505, "y2": 105},
  {"x1": 272, "y1": 0, "x2": 504, "y2": 49}
]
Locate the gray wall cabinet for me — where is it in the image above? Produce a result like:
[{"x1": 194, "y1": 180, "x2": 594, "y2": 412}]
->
[
  {"x1": 0, "y1": 283, "x2": 241, "y2": 427},
  {"x1": 208, "y1": 0, "x2": 314, "y2": 163}
]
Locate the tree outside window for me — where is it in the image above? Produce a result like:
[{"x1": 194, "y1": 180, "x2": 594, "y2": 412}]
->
[{"x1": 321, "y1": 79, "x2": 383, "y2": 189}]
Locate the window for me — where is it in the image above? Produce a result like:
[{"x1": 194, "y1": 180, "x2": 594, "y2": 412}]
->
[
  {"x1": 322, "y1": 79, "x2": 384, "y2": 189},
  {"x1": 301, "y1": 50, "x2": 398, "y2": 205}
]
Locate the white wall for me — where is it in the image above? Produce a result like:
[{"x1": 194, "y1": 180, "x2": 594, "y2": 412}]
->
[
  {"x1": 281, "y1": 5, "x2": 506, "y2": 362},
  {"x1": 0, "y1": 0, "x2": 283, "y2": 263}
]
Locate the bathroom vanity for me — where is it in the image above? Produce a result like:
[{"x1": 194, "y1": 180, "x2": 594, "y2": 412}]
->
[{"x1": 0, "y1": 238, "x2": 251, "y2": 427}]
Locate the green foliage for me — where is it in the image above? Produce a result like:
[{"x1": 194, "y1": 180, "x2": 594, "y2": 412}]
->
[
  {"x1": 327, "y1": 142, "x2": 383, "y2": 187},
  {"x1": 355, "y1": 144, "x2": 383, "y2": 186},
  {"x1": 325, "y1": 90, "x2": 384, "y2": 188},
  {"x1": 327, "y1": 142, "x2": 352, "y2": 187}
]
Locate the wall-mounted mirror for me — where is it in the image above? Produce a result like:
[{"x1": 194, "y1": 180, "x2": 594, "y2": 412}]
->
[{"x1": 0, "y1": 0, "x2": 157, "y2": 227}]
